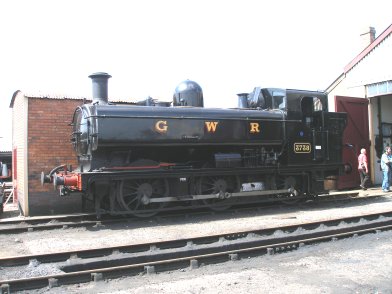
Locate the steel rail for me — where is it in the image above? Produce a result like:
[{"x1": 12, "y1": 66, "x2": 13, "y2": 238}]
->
[
  {"x1": 1, "y1": 210, "x2": 391, "y2": 268},
  {"x1": 2, "y1": 191, "x2": 383, "y2": 235},
  {"x1": 1, "y1": 190, "x2": 383, "y2": 235},
  {"x1": 1, "y1": 216, "x2": 392, "y2": 292}
]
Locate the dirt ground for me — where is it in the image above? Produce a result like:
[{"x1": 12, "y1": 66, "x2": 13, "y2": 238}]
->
[{"x1": 1, "y1": 188, "x2": 392, "y2": 293}]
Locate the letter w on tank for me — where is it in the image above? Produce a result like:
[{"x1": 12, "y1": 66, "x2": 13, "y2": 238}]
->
[{"x1": 205, "y1": 121, "x2": 219, "y2": 132}]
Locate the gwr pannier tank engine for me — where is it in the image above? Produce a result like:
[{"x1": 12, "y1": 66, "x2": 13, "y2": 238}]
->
[{"x1": 42, "y1": 73, "x2": 347, "y2": 216}]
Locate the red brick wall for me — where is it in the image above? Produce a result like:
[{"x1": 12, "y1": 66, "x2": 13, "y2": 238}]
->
[{"x1": 28, "y1": 98, "x2": 81, "y2": 192}]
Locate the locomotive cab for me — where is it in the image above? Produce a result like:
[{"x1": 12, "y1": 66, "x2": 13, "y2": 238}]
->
[
  {"x1": 244, "y1": 87, "x2": 287, "y2": 111},
  {"x1": 284, "y1": 90, "x2": 346, "y2": 166}
]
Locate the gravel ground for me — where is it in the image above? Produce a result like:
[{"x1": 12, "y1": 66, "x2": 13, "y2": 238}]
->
[
  {"x1": 1, "y1": 189, "x2": 392, "y2": 293},
  {"x1": 15, "y1": 229, "x2": 392, "y2": 294},
  {"x1": 63, "y1": 230, "x2": 392, "y2": 294}
]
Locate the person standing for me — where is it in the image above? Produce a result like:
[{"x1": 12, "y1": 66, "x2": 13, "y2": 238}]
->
[
  {"x1": 358, "y1": 148, "x2": 369, "y2": 190},
  {"x1": 381, "y1": 146, "x2": 392, "y2": 192}
]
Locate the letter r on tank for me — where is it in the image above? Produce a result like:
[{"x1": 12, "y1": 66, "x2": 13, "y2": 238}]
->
[{"x1": 249, "y1": 122, "x2": 260, "y2": 133}]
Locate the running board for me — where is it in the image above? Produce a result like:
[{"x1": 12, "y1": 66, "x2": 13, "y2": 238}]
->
[{"x1": 147, "y1": 188, "x2": 296, "y2": 204}]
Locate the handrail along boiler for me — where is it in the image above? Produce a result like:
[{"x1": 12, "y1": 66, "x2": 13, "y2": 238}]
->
[{"x1": 41, "y1": 73, "x2": 347, "y2": 216}]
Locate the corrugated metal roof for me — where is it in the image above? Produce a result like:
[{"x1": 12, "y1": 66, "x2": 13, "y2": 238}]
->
[
  {"x1": 24, "y1": 92, "x2": 88, "y2": 100},
  {"x1": 11, "y1": 90, "x2": 169, "y2": 106},
  {"x1": 22, "y1": 91, "x2": 143, "y2": 102},
  {"x1": 344, "y1": 23, "x2": 392, "y2": 74},
  {"x1": 11, "y1": 90, "x2": 145, "y2": 105},
  {"x1": 325, "y1": 23, "x2": 392, "y2": 93},
  {"x1": 24, "y1": 95, "x2": 150, "y2": 104}
]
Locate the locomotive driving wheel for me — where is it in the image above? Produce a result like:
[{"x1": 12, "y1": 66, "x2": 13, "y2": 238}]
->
[
  {"x1": 197, "y1": 175, "x2": 240, "y2": 211},
  {"x1": 117, "y1": 178, "x2": 169, "y2": 217}
]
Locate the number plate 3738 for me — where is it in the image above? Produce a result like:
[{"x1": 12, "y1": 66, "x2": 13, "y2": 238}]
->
[{"x1": 294, "y1": 143, "x2": 311, "y2": 153}]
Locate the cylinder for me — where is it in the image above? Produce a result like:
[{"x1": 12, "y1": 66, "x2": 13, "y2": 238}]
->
[
  {"x1": 88, "y1": 72, "x2": 112, "y2": 105},
  {"x1": 237, "y1": 93, "x2": 248, "y2": 108}
]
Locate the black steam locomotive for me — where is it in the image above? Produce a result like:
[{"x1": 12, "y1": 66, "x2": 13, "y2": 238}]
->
[{"x1": 42, "y1": 73, "x2": 347, "y2": 216}]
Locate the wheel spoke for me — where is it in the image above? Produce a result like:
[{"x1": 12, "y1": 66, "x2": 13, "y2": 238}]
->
[
  {"x1": 117, "y1": 178, "x2": 168, "y2": 217},
  {"x1": 125, "y1": 196, "x2": 139, "y2": 206}
]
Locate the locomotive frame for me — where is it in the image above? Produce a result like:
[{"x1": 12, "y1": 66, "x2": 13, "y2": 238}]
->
[{"x1": 42, "y1": 73, "x2": 347, "y2": 217}]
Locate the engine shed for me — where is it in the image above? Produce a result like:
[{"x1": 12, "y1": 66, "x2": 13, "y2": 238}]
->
[
  {"x1": 10, "y1": 92, "x2": 84, "y2": 216},
  {"x1": 326, "y1": 24, "x2": 392, "y2": 188}
]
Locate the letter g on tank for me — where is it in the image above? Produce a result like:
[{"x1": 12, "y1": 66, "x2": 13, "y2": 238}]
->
[{"x1": 155, "y1": 120, "x2": 168, "y2": 133}]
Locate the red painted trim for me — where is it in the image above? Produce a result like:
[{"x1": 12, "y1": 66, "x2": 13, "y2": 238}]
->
[
  {"x1": 344, "y1": 24, "x2": 392, "y2": 74},
  {"x1": 63, "y1": 174, "x2": 79, "y2": 188},
  {"x1": 103, "y1": 163, "x2": 176, "y2": 171},
  {"x1": 55, "y1": 172, "x2": 82, "y2": 190},
  {"x1": 12, "y1": 147, "x2": 17, "y2": 180}
]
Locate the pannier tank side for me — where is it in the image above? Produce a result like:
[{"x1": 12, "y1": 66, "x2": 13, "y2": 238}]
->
[{"x1": 41, "y1": 73, "x2": 348, "y2": 217}]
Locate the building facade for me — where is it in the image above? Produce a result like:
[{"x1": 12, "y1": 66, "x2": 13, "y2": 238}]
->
[
  {"x1": 10, "y1": 92, "x2": 83, "y2": 216},
  {"x1": 326, "y1": 24, "x2": 392, "y2": 186}
]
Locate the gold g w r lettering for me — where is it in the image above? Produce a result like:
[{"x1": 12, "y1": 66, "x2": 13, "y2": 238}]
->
[
  {"x1": 249, "y1": 122, "x2": 260, "y2": 133},
  {"x1": 155, "y1": 120, "x2": 168, "y2": 133}
]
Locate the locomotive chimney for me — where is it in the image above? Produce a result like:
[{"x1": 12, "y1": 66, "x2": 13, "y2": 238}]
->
[
  {"x1": 88, "y1": 72, "x2": 112, "y2": 104},
  {"x1": 237, "y1": 93, "x2": 248, "y2": 108}
]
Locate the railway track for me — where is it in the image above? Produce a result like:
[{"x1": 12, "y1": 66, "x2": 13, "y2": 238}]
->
[
  {"x1": 1, "y1": 210, "x2": 392, "y2": 292},
  {"x1": 0, "y1": 190, "x2": 371, "y2": 234}
]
